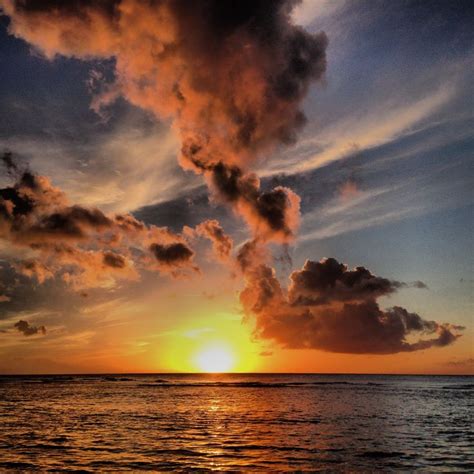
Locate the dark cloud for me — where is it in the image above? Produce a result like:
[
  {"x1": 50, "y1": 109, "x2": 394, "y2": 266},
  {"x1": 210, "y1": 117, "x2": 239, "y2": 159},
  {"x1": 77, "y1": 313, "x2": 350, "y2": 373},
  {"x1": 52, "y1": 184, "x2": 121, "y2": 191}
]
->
[
  {"x1": 150, "y1": 242, "x2": 194, "y2": 265},
  {"x1": 103, "y1": 252, "x2": 126, "y2": 269},
  {"x1": 289, "y1": 258, "x2": 400, "y2": 305},
  {"x1": 256, "y1": 188, "x2": 295, "y2": 235},
  {"x1": 1, "y1": 150, "x2": 19, "y2": 176},
  {"x1": 0, "y1": 171, "x2": 45, "y2": 219},
  {"x1": 240, "y1": 258, "x2": 463, "y2": 354},
  {"x1": 14, "y1": 319, "x2": 46, "y2": 336},
  {"x1": 29, "y1": 206, "x2": 112, "y2": 240},
  {"x1": 185, "y1": 157, "x2": 301, "y2": 243}
]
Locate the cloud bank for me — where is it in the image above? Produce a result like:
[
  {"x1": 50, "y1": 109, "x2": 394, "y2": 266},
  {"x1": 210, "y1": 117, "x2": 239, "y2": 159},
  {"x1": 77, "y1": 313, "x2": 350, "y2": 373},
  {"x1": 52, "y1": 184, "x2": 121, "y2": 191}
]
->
[{"x1": 240, "y1": 257, "x2": 463, "y2": 354}]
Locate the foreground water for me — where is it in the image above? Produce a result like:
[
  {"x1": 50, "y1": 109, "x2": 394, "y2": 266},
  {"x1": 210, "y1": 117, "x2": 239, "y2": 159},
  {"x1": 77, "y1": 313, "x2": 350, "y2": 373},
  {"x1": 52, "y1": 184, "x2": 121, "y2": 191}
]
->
[{"x1": 0, "y1": 374, "x2": 472, "y2": 472}]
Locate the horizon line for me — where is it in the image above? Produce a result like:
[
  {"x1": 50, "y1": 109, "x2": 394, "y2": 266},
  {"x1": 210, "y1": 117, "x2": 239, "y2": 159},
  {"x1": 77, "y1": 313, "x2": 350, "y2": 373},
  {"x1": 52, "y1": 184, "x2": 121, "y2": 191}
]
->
[{"x1": 0, "y1": 372, "x2": 472, "y2": 377}]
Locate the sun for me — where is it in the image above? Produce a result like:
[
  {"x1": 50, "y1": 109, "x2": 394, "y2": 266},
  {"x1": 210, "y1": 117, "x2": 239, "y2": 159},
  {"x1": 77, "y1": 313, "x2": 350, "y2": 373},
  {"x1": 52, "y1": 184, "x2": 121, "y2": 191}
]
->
[{"x1": 193, "y1": 343, "x2": 235, "y2": 373}]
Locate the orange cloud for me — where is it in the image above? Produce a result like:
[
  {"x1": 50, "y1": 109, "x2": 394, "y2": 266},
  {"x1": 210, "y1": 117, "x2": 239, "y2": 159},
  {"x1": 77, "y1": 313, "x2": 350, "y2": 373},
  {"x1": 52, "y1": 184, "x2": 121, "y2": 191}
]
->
[
  {"x1": 1, "y1": 0, "x2": 327, "y2": 242},
  {"x1": 240, "y1": 257, "x2": 463, "y2": 354},
  {"x1": 0, "y1": 153, "x2": 197, "y2": 289},
  {"x1": 193, "y1": 219, "x2": 234, "y2": 262}
]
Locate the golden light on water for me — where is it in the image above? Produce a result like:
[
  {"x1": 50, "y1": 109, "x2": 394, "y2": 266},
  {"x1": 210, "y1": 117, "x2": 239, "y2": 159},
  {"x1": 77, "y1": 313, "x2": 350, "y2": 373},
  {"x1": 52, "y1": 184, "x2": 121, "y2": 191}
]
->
[{"x1": 193, "y1": 344, "x2": 235, "y2": 373}]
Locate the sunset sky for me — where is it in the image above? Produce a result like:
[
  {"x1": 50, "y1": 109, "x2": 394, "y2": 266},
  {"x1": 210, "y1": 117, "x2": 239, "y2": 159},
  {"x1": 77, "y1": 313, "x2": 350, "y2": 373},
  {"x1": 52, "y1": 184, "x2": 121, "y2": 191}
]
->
[{"x1": 0, "y1": 0, "x2": 472, "y2": 375}]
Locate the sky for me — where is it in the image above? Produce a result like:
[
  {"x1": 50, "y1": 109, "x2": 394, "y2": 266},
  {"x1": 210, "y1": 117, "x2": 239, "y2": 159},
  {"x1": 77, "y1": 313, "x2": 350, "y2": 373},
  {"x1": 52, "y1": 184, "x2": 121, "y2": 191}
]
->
[{"x1": 0, "y1": 0, "x2": 472, "y2": 374}]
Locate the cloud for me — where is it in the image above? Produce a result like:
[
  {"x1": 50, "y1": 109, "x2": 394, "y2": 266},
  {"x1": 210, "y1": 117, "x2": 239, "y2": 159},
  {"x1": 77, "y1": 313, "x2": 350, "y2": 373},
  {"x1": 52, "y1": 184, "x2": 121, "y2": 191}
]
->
[
  {"x1": 300, "y1": 160, "x2": 473, "y2": 242},
  {"x1": 260, "y1": 0, "x2": 474, "y2": 180},
  {"x1": 15, "y1": 260, "x2": 54, "y2": 284},
  {"x1": 14, "y1": 319, "x2": 46, "y2": 336},
  {"x1": 103, "y1": 252, "x2": 126, "y2": 269},
  {"x1": 236, "y1": 239, "x2": 269, "y2": 274},
  {"x1": 1, "y1": 150, "x2": 18, "y2": 176},
  {"x1": 288, "y1": 258, "x2": 401, "y2": 305},
  {"x1": 0, "y1": 152, "x2": 197, "y2": 289},
  {"x1": 188, "y1": 159, "x2": 302, "y2": 243},
  {"x1": 149, "y1": 242, "x2": 194, "y2": 266},
  {"x1": 338, "y1": 180, "x2": 360, "y2": 201},
  {"x1": 240, "y1": 257, "x2": 463, "y2": 354},
  {"x1": 291, "y1": 0, "x2": 346, "y2": 27},
  {"x1": 297, "y1": 85, "x2": 456, "y2": 173},
  {"x1": 193, "y1": 219, "x2": 233, "y2": 262},
  {"x1": 29, "y1": 206, "x2": 113, "y2": 241},
  {"x1": 0, "y1": 121, "x2": 193, "y2": 214},
  {"x1": 446, "y1": 358, "x2": 474, "y2": 368},
  {"x1": 1, "y1": 0, "x2": 327, "y2": 242}
]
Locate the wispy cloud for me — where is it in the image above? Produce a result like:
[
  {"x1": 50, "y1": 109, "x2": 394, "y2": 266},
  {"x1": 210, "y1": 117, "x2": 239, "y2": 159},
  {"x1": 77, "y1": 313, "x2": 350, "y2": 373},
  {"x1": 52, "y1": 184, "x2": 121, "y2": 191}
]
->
[
  {"x1": 302, "y1": 86, "x2": 455, "y2": 171},
  {"x1": 264, "y1": 83, "x2": 456, "y2": 176},
  {"x1": 0, "y1": 121, "x2": 198, "y2": 213},
  {"x1": 299, "y1": 166, "x2": 473, "y2": 242}
]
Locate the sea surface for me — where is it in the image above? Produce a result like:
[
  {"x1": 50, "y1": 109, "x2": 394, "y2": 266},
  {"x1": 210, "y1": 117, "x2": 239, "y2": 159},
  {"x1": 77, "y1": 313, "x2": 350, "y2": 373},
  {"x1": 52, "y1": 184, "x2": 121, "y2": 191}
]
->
[{"x1": 0, "y1": 374, "x2": 472, "y2": 472}]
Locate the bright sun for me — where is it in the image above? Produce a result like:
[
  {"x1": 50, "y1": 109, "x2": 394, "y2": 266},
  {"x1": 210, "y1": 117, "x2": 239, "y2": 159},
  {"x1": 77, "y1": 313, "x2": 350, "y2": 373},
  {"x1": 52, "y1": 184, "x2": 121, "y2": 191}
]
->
[{"x1": 194, "y1": 344, "x2": 235, "y2": 373}]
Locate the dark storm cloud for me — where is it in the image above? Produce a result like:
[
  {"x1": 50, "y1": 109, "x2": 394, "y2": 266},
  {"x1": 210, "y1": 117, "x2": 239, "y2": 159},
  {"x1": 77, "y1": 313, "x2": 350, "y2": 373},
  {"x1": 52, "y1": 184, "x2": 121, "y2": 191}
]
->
[
  {"x1": 240, "y1": 258, "x2": 463, "y2": 354},
  {"x1": 1, "y1": 0, "x2": 327, "y2": 242},
  {"x1": 14, "y1": 319, "x2": 46, "y2": 336}
]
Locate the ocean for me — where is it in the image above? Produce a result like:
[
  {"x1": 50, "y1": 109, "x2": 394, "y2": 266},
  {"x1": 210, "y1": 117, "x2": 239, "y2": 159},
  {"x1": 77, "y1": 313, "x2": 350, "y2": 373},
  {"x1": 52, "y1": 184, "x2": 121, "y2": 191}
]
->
[{"x1": 0, "y1": 374, "x2": 472, "y2": 472}]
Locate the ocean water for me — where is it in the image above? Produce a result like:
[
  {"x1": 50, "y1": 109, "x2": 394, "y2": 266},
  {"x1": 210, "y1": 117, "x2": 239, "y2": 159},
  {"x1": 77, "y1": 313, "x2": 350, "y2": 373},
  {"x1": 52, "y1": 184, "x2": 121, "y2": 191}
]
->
[{"x1": 0, "y1": 374, "x2": 472, "y2": 472}]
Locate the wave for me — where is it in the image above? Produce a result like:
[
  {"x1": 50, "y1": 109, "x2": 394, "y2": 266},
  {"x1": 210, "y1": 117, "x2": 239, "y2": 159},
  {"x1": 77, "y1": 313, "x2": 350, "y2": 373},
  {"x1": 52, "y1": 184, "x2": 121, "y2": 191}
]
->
[
  {"x1": 0, "y1": 462, "x2": 38, "y2": 470},
  {"x1": 442, "y1": 384, "x2": 474, "y2": 390},
  {"x1": 102, "y1": 376, "x2": 134, "y2": 382},
  {"x1": 357, "y1": 451, "x2": 405, "y2": 458}
]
